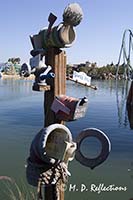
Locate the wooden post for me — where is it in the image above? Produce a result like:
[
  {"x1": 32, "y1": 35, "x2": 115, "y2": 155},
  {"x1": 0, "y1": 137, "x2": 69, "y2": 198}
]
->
[
  {"x1": 44, "y1": 48, "x2": 66, "y2": 127},
  {"x1": 44, "y1": 47, "x2": 66, "y2": 199}
]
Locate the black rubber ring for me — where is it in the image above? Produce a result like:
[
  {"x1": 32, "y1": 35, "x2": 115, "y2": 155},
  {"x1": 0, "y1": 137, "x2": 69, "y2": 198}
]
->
[{"x1": 75, "y1": 128, "x2": 111, "y2": 169}]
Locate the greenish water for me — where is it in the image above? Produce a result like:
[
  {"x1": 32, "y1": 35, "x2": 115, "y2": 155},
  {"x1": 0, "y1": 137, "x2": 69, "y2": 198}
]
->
[{"x1": 0, "y1": 78, "x2": 133, "y2": 200}]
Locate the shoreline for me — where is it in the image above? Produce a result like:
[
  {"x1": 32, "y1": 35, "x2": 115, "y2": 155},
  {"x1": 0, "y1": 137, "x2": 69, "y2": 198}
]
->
[
  {"x1": 1, "y1": 74, "x2": 34, "y2": 80},
  {"x1": 0, "y1": 73, "x2": 124, "y2": 81}
]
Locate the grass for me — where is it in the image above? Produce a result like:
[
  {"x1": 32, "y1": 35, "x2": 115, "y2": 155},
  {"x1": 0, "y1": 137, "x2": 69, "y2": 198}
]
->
[{"x1": 0, "y1": 176, "x2": 36, "y2": 200}]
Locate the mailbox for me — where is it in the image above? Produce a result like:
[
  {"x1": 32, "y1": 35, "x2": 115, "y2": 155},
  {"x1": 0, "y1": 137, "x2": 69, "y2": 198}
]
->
[{"x1": 51, "y1": 95, "x2": 88, "y2": 121}]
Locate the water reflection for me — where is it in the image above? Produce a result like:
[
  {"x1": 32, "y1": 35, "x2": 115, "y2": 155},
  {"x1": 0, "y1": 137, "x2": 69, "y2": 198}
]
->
[
  {"x1": 0, "y1": 79, "x2": 34, "y2": 101},
  {"x1": 116, "y1": 79, "x2": 131, "y2": 127},
  {"x1": 0, "y1": 79, "x2": 133, "y2": 200}
]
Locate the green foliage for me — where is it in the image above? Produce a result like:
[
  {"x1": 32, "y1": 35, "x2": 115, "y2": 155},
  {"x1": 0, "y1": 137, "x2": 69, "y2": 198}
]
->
[
  {"x1": 117, "y1": 64, "x2": 125, "y2": 75},
  {"x1": 3, "y1": 57, "x2": 21, "y2": 75},
  {"x1": 78, "y1": 66, "x2": 88, "y2": 74},
  {"x1": 66, "y1": 62, "x2": 118, "y2": 79},
  {"x1": 66, "y1": 65, "x2": 73, "y2": 76},
  {"x1": 8, "y1": 58, "x2": 21, "y2": 64}
]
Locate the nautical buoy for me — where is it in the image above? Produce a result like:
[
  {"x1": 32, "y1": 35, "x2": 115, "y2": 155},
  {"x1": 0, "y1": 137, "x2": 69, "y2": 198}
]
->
[{"x1": 75, "y1": 128, "x2": 111, "y2": 169}]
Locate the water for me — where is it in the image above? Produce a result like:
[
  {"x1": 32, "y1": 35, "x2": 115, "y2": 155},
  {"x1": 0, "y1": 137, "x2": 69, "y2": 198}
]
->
[{"x1": 0, "y1": 78, "x2": 133, "y2": 200}]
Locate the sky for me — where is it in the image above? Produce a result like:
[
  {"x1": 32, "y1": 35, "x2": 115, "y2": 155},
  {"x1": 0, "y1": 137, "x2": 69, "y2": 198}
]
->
[{"x1": 0, "y1": 0, "x2": 133, "y2": 66}]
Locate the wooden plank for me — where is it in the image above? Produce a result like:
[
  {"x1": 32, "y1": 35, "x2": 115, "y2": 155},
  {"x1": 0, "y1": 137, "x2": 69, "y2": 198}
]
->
[
  {"x1": 45, "y1": 185, "x2": 56, "y2": 200},
  {"x1": 67, "y1": 77, "x2": 97, "y2": 90},
  {"x1": 32, "y1": 83, "x2": 50, "y2": 91}
]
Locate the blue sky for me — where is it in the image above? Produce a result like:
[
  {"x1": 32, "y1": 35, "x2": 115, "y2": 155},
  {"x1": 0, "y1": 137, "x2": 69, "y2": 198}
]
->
[{"x1": 0, "y1": 0, "x2": 133, "y2": 66}]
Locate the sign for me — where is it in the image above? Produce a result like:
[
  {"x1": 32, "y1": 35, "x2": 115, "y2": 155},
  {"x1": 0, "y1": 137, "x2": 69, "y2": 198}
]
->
[{"x1": 73, "y1": 71, "x2": 91, "y2": 86}]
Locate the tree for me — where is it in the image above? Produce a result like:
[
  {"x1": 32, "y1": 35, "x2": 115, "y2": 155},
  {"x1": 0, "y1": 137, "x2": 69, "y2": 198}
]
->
[{"x1": 8, "y1": 57, "x2": 21, "y2": 64}]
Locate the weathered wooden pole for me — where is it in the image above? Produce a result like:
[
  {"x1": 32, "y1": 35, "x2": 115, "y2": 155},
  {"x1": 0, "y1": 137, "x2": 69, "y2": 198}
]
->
[
  {"x1": 44, "y1": 48, "x2": 66, "y2": 126},
  {"x1": 24, "y1": 3, "x2": 84, "y2": 200},
  {"x1": 44, "y1": 47, "x2": 66, "y2": 199}
]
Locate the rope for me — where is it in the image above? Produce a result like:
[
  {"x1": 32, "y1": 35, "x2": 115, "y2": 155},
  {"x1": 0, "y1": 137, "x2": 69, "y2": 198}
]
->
[
  {"x1": 37, "y1": 161, "x2": 70, "y2": 200},
  {"x1": 36, "y1": 141, "x2": 76, "y2": 200}
]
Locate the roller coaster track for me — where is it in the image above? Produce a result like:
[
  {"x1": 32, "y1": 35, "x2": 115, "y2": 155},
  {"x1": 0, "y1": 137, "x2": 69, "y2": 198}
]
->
[{"x1": 116, "y1": 29, "x2": 133, "y2": 79}]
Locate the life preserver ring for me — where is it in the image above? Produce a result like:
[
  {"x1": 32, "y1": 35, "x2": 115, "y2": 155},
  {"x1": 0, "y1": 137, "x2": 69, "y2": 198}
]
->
[{"x1": 75, "y1": 128, "x2": 111, "y2": 169}]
